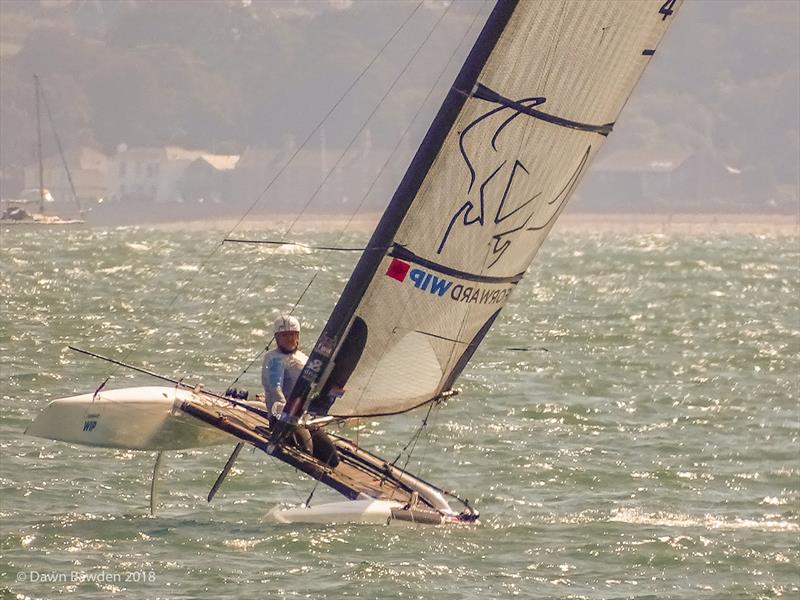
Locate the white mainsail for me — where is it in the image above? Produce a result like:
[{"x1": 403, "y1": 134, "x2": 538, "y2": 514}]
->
[{"x1": 286, "y1": 0, "x2": 682, "y2": 419}]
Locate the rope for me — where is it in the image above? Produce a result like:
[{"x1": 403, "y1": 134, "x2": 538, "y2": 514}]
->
[{"x1": 328, "y1": 389, "x2": 457, "y2": 419}]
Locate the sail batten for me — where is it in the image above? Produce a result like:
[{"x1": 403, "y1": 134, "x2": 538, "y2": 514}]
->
[
  {"x1": 472, "y1": 83, "x2": 615, "y2": 135},
  {"x1": 286, "y1": 0, "x2": 682, "y2": 419}
]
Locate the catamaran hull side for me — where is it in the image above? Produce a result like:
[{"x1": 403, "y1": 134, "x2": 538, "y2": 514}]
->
[
  {"x1": 266, "y1": 499, "x2": 405, "y2": 524},
  {"x1": 25, "y1": 386, "x2": 237, "y2": 450},
  {"x1": 266, "y1": 499, "x2": 478, "y2": 526}
]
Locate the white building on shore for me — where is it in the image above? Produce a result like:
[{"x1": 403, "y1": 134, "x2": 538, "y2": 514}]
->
[{"x1": 109, "y1": 145, "x2": 239, "y2": 203}]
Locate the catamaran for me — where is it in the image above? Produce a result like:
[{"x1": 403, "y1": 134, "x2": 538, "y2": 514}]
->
[{"x1": 26, "y1": 0, "x2": 682, "y2": 525}]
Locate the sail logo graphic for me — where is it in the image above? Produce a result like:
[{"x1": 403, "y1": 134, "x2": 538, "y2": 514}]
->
[
  {"x1": 386, "y1": 259, "x2": 450, "y2": 295},
  {"x1": 386, "y1": 259, "x2": 511, "y2": 305},
  {"x1": 437, "y1": 90, "x2": 592, "y2": 270},
  {"x1": 385, "y1": 258, "x2": 411, "y2": 282}
]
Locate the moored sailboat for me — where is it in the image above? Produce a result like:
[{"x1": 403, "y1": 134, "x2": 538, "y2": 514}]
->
[{"x1": 1, "y1": 75, "x2": 84, "y2": 226}]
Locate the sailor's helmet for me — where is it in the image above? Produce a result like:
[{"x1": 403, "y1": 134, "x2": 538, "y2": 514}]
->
[{"x1": 273, "y1": 315, "x2": 300, "y2": 335}]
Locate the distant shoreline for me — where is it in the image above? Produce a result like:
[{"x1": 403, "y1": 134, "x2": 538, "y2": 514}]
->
[
  {"x1": 140, "y1": 212, "x2": 800, "y2": 235},
  {"x1": 554, "y1": 213, "x2": 800, "y2": 235}
]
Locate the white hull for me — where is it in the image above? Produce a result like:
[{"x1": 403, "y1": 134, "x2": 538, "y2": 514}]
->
[
  {"x1": 26, "y1": 386, "x2": 237, "y2": 450},
  {"x1": 265, "y1": 499, "x2": 475, "y2": 526},
  {"x1": 265, "y1": 499, "x2": 407, "y2": 525}
]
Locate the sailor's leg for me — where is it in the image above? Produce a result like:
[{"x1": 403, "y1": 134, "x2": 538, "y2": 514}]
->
[
  {"x1": 310, "y1": 427, "x2": 340, "y2": 468},
  {"x1": 290, "y1": 426, "x2": 313, "y2": 454}
]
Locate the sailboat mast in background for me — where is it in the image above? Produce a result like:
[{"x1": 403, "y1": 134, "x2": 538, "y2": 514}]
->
[{"x1": 34, "y1": 74, "x2": 44, "y2": 215}]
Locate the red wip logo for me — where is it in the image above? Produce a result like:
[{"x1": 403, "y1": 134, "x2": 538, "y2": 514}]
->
[{"x1": 385, "y1": 258, "x2": 410, "y2": 282}]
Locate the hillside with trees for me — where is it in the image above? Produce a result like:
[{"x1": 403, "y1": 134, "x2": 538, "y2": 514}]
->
[{"x1": 0, "y1": 0, "x2": 797, "y2": 214}]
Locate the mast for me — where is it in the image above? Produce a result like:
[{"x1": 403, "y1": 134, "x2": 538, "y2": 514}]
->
[
  {"x1": 275, "y1": 0, "x2": 520, "y2": 433},
  {"x1": 34, "y1": 74, "x2": 44, "y2": 214},
  {"x1": 39, "y1": 77, "x2": 85, "y2": 220}
]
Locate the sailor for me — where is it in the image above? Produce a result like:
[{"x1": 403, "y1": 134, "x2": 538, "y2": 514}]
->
[
  {"x1": 262, "y1": 315, "x2": 307, "y2": 417},
  {"x1": 261, "y1": 315, "x2": 340, "y2": 468}
]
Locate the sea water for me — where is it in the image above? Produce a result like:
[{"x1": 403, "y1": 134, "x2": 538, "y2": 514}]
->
[{"x1": 1, "y1": 226, "x2": 797, "y2": 599}]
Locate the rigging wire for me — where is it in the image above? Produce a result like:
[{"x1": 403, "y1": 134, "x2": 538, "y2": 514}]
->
[
  {"x1": 410, "y1": 402, "x2": 441, "y2": 475},
  {"x1": 224, "y1": 0, "x2": 426, "y2": 240},
  {"x1": 217, "y1": 0, "x2": 470, "y2": 394},
  {"x1": 222, "y1": 239, "x2": 371, "y2": 252},
  {"x1": 173, "y1": 0, "x2": 432, "y2": 386},
  {"x1": 384, "y1": 401, "x2": 441, "y2": 506},
  {"x1": 226, "y1": 272, "x2": 319, "y2": 389},
  {"x1": 85, "y1": 1, "x2": 425, "y2": 389},
  {"x1": 392, "y1": 401, "x2": 436, "y2": 471},
  {"x1": 278, "y1": 1, "x2": 455, "y2": 240},
  {"x1": 391, "y1": 400, "x2": 475, "y2": 513},
  {"x1": 234, "y1": 0, "x2": 480, "y2": 261},
  {"x1": 175, "y1": 0, "x2": 444, "y2": 389},
  {"x1": 219, "y1": 0, "x2": 460, "y2": 374}
]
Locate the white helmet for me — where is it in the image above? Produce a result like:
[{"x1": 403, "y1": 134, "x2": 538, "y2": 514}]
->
[{"x1": 273, "y1": 315, "x2": 300, "y2": 335}]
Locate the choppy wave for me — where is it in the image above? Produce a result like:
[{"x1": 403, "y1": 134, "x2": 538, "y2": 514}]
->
[{"x1": 607, "y1": 507, "x2": 799, "y2": 533}]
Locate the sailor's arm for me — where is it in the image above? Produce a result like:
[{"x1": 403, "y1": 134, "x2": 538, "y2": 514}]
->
[{"x1": 262, "y1": 354, "x2": 287, "y2": 416}]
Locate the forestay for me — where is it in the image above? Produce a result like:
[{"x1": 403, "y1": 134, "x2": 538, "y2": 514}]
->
[{"x1": 288, "y1": 0, "x2": 682, "y2": 418}]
